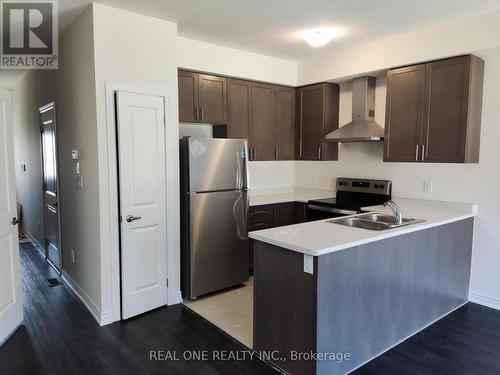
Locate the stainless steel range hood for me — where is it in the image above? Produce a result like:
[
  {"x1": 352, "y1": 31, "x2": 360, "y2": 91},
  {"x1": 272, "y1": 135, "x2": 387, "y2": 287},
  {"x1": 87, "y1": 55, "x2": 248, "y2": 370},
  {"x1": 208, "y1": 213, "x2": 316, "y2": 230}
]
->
[{"x1": 325, "y1": 76, "x2": 385, "y2": 143}]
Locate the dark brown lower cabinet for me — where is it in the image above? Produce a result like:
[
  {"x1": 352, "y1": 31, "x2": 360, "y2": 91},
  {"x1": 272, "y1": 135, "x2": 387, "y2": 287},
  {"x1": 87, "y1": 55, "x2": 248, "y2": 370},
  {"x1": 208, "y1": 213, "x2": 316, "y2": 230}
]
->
[{"x1": 248, "y1": 202, "x2": 308, "y2": 274}]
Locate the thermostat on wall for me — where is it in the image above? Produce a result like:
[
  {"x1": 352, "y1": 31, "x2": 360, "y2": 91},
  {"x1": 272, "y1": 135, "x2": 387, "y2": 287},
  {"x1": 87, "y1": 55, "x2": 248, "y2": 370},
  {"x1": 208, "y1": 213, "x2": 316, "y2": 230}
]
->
[{"x1": 72, "y1": 150, "x2": 80, "y2": 160}]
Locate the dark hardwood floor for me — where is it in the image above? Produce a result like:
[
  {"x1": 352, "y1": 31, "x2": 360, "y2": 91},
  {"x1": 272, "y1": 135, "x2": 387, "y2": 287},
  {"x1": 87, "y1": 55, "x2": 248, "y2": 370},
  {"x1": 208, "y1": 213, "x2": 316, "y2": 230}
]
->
[
  {"x1": 2, "y1": 242, "x2": 500, "y2": 375},
  {"x1": 1, "y1": 243, "x2": 277, "y2": 375},
  {"x1": 354, "y1": 302, "x2": 500, "y2": 375}
]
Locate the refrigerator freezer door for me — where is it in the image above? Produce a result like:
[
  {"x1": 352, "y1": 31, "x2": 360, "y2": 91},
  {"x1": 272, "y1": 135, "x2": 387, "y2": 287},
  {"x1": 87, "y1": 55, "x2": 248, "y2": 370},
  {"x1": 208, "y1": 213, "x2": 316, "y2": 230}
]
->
[
  {"x1": 189, "y1": 190, "x2": 249, "y2": 298},
  {"x1": 187, "y1": 138, "x2": 248, "y2": 192}
]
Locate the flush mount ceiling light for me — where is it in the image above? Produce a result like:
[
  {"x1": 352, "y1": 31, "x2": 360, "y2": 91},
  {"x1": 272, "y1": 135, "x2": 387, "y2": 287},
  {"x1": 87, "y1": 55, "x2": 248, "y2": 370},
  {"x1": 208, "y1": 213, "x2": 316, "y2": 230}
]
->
[{"x1": 298, "y1": 27, "x2": 344, "y2": 47}]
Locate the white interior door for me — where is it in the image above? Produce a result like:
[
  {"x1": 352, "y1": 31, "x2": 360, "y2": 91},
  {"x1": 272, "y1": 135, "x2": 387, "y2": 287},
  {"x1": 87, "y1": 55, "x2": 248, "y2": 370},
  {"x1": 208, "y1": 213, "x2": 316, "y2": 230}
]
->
[
  {"x1": 116, "y1": 91, "x2": 168, "y2": 319},
  {"x1": 0, "y1": 88, "x2": 22, "y2": 343}
]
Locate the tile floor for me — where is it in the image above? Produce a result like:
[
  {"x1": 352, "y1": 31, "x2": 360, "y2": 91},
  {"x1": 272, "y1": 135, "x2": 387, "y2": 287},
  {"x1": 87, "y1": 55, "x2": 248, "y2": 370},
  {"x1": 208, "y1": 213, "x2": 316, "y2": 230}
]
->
[{"x1": 183, "y1": 278, "x2": 253, "y2": 348}]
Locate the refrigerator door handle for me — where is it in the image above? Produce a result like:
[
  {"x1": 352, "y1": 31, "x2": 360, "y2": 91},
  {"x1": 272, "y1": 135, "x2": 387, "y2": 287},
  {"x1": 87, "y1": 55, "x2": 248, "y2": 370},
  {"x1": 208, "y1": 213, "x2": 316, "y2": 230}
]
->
[
  {"x1": 236, "y1": 149, "x2": 242, "y2": 191},
  {"x1": 233, "y1": 190, "x2": 248, "y2": 240}
]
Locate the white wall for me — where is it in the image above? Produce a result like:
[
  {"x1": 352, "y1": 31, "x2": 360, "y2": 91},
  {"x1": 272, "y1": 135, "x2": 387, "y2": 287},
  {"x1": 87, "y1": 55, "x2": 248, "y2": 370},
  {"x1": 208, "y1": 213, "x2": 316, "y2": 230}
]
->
[
  {"x1": 248, "y1": 161, "x2": 295, "y2": 191},
  {"x1": 56, "y1": 6, "x2": 102, "y2": 315},
  {"x1": 177, "y1": 36, "x2": 297, "y2": 86},
  {"x1": 12, "y1": 70, "x2": 56, "y2": 246},
  {"x1": 92, "y1": 3, "x2": 180, "y2": 319},
  {"x1": 295, "y1": 47, "x2": 500, "y2": 307}
]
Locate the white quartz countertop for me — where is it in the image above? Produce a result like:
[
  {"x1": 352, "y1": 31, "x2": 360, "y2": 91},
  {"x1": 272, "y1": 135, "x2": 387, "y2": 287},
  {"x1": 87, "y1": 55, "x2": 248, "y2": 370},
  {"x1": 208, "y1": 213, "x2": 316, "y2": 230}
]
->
[
  {"x1": 249, "y1": 197, "x2": 478, "y2": 256},
  {"x1": 249, "y1": 188, "x2": 334, "y2": 206}
]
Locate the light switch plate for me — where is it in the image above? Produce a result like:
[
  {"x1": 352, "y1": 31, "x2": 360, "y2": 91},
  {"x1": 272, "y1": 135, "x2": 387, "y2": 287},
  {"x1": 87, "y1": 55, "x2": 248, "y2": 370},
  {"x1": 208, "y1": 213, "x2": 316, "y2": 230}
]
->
[{"x1": 304, "y1": 254, "x2": 314, "y2": 274}]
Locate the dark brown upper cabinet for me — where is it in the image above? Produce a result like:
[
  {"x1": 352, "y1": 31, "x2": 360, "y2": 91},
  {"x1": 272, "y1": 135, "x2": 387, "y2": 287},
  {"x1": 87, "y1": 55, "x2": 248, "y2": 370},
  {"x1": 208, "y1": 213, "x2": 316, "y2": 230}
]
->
[
  {"x1": 178, "y1": 70, "x2": 198, "y2": 123},
  {"x1": 178, "y1": 70, "x2": 227, "y2": 124},
  {"x1": 384, "y1": 55, "x2": 484, "y2": 163},
  {"x1": 226, "y1": 79, "x2": 250, "y2": 139},
  {"x1": 228, "y1": 80, "x2": 295, "y2": 161},
  {"x1": 296, "y1": 83, "x2": 339, "y2": 161},
  {"x1": 273, "y1": 86, "x2": 295, "y2": 160},
  {"x1": 249, "y1": 82, "x2": 274, "y2": 161},
  {"x1": 384, "y1": 65, "x2": 427, "y2": 162}
]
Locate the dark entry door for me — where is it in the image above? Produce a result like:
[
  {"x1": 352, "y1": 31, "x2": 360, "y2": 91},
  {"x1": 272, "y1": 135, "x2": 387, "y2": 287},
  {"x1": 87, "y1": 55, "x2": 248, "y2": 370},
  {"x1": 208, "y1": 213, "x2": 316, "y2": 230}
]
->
[{"x1": 40, "y1": 102, "x2": 61, "y2": 271}]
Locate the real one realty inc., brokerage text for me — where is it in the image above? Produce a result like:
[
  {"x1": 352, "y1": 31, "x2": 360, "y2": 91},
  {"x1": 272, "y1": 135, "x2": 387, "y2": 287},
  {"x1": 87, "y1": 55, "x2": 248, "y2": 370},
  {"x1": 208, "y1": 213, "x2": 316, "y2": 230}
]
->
[{"x1": 149, "y1": 350, "x2": 352, "y2": 363}]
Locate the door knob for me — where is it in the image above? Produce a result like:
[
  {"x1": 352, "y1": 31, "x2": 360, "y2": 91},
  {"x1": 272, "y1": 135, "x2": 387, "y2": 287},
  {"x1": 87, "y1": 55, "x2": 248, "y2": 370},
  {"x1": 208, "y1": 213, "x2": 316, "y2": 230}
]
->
[
  {"x1": 12, "y1": 217, "x2": 20, "y2": 225},
  {"x1": 126, "y1": 215, "x2": 142, "y2": 223}
]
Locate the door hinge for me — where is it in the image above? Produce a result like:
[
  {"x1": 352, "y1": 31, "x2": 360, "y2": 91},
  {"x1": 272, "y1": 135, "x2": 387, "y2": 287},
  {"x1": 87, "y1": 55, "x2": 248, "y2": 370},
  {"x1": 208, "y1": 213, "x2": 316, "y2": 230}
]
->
[
  {"x1": 166, "y1": 278, "x2": 169, "y2": 287},
  {"x1": 163, "y1": 115, "x2": 166, "y2": 126}
]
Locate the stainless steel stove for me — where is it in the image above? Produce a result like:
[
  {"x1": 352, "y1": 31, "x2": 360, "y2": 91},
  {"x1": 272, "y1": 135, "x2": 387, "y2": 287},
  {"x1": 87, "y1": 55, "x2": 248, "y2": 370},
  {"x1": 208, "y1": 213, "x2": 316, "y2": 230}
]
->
[{"x1": 307, "y1": 178, "x2": 392, "y2": 221}]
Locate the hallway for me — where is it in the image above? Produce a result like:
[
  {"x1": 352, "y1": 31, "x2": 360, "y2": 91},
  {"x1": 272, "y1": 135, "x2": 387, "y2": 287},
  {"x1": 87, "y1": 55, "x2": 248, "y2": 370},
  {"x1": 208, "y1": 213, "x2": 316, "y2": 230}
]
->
[{"x1": 0, "y1": 243, "x2": 277, "y2": 375}]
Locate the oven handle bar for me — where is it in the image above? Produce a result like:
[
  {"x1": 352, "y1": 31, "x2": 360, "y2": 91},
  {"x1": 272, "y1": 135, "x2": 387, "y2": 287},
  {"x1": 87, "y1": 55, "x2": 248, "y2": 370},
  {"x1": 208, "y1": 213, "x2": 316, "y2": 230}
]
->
[{"x1": 307, "y1": 204, "x2": 359, "y2": 215}]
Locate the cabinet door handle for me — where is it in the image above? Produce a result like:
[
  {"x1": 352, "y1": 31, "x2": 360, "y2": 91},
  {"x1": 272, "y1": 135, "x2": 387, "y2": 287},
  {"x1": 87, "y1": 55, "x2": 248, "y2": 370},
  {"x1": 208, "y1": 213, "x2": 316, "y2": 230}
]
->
[
  {"x1": 194, "y1": 106, "x2": 198, "y2": 120},
  {"x1": 299, "y1": 95, "x2": 304, "y2": 158},
  {"x1": 416, "y1": 145, "x2": 419, "y2": 161},
  {"x1": 275, "y1": 147, "x2": 278, "y2": 160},
  {"x1": 254, "y1": 148, "x2": 257, "y2": 160},
  {"x1": 318, "y1": 146, "x2": 322, "y2": 160},
  {"x1": 201, "y1": 106, "x2": 204, "y2": 121},
  {"x1": 421, "y1": 144, "x2": 425, "y2": 161}
]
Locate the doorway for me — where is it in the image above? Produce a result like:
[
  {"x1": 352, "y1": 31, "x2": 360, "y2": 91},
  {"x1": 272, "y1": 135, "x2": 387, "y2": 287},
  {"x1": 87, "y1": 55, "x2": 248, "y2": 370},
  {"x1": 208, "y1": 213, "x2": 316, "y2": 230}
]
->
[
  {"x1": 114, "y1": 90, "x2": 169, "y2": 319},
  {"x1": 0, "y1": 88, "x2": 23, "y2": 344},
  {"x1": 39, "y1": 102, "x2": 62, "y2": 272}
]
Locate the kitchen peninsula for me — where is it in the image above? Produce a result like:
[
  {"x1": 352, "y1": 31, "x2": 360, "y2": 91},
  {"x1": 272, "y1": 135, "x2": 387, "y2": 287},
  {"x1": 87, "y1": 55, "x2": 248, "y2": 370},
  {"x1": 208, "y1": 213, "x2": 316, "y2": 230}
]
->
[{"x1": 250, "y1": 198, "x2": 476, "y2": 375}]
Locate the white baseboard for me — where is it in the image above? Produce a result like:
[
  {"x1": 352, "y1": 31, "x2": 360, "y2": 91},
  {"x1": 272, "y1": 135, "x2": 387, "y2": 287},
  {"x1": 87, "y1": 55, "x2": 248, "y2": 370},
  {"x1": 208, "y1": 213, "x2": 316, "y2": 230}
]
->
[
  {"x1": 169, "y1": 290, "x2": 183, "y2": 305},
  {"x1": 61, "y1": 271, "x2": 108, "y2": 326},
  {"x1": 23, "y1": 230, "x2": 44, "y2": 254},
  {"x1": 100, "y1": 311, "x2": 115, "y2": 326},
  {"x1": 469, "y1": 292, "x2": 500, "y2": 310}
]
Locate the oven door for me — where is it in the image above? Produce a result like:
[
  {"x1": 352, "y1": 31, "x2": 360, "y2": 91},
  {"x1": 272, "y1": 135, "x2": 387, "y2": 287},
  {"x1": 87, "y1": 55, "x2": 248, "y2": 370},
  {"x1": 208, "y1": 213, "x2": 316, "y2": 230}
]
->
[{"x1": 307, "y1": 204, "x2": 359, "y2": 221}]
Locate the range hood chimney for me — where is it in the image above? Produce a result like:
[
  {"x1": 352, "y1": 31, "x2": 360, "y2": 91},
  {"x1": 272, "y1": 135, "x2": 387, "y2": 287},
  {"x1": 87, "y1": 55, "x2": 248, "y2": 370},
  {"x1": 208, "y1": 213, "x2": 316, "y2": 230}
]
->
[{"x1": 325, "y1": 76, "x2": 384, "y2": 142}]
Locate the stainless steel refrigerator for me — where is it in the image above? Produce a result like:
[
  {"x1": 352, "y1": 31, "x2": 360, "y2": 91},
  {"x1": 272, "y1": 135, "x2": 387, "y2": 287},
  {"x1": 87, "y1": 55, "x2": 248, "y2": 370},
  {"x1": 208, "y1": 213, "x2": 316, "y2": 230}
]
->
[{"x1": 180, "y1": 137, "x2": 249, "y2": 299}]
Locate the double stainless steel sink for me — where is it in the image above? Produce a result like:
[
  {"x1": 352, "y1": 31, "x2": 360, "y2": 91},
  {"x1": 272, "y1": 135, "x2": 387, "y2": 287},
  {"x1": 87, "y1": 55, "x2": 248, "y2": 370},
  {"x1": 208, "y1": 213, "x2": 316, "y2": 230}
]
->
[{"x1": 330, "y1": 212, "x2": 425, "y2": 231}]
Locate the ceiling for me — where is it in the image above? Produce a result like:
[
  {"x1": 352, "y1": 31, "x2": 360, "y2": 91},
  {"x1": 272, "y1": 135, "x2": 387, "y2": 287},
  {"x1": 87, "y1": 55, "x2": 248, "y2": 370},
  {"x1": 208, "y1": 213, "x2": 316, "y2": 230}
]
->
[
  {"x1": 92, "y1": 0, "x2": 500, "y2": 60},
  {"x1": 2, "y1": 0, "x2": 500, "y2": 89}
]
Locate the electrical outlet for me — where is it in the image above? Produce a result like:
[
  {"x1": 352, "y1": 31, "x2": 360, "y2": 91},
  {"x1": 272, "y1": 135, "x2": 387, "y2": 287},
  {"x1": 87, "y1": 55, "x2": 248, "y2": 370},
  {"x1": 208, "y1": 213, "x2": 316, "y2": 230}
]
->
[
  {"x1": 70, "y1": 249, "x2": 75, "y2": 264},
  {"x1": 423, "y1": 180, "x2": 433, "y2": 193}
]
